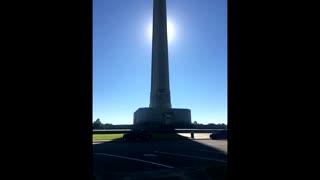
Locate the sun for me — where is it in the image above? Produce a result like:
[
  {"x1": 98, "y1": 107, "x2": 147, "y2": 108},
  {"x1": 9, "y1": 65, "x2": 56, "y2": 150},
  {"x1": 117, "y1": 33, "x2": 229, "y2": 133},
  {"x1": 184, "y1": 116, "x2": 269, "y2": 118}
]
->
[
  {"x1": 148, "y1": 20, "x2": 175, "y2": 44},
  {"x1": 167, "y1": 21, "x2": 175, "y2": 43}
]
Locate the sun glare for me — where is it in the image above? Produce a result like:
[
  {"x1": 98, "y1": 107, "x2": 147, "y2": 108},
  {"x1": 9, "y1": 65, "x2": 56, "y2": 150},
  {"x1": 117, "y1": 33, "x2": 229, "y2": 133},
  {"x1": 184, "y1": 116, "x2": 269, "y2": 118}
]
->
[{"x1": 148, "y1": 20, "x2": 175, "y2": 44}]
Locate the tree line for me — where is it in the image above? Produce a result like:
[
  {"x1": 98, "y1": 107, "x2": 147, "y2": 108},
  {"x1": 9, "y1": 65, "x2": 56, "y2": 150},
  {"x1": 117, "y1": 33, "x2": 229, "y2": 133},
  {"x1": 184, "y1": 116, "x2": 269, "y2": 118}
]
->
[
  {"x1": 192, "y1": 121, "x2": 227, "y2": 129},
  {"x1": 93, "y1": 119, "x2": 227, "y2": 129}
]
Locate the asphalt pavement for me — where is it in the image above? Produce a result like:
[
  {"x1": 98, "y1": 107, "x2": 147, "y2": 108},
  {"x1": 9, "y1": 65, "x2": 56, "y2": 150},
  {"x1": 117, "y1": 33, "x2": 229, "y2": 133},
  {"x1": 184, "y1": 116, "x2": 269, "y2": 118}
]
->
[{"x1": 93, "y1": 139, "x2": 227, "y2": 180}]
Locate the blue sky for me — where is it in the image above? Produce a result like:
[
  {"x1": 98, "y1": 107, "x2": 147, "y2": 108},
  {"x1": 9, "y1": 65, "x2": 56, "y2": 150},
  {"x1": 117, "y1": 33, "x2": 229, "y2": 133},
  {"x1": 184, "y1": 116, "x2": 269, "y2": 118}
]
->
[{"x1": 93, "y1": 0, "x2": 227, "y2": 125}]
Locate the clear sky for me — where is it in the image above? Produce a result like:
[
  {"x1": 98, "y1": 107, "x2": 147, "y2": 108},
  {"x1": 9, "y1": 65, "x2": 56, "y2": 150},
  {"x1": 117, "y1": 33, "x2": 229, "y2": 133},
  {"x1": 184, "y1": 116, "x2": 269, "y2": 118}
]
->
[{"x1": 93, "y1": 0, "x2": 227, "y2": 125}]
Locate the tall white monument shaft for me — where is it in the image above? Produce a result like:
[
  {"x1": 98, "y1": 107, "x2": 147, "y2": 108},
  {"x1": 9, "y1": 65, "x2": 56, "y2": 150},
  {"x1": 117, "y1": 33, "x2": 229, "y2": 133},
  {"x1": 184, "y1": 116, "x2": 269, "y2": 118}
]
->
[
  {"x1": 133, "y1": 0, "x2": 191, "y2": 129},
  {"x1": 150, "y1": 0, "x2": 172, "y2": 109}
]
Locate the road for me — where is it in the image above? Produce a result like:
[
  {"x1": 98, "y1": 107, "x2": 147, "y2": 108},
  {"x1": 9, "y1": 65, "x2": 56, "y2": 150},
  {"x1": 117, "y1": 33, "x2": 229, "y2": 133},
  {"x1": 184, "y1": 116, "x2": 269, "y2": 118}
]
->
[{"x1": 93, "y1": 139, "x2": 227, "y2": 180}]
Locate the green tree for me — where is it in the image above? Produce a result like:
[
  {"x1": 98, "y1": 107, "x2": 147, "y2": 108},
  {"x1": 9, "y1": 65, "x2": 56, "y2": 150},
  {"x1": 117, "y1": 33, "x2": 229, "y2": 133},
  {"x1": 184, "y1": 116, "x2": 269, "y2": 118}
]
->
[
  {"x1": 193, "y1": 121, "x2": 198, "y2": 128},
  {"x1": 93, "y1": 118, "x2": 103, "y2": 129},
  {"x1": 104, "y1": 123, "x2": 113, "y2": 129}
]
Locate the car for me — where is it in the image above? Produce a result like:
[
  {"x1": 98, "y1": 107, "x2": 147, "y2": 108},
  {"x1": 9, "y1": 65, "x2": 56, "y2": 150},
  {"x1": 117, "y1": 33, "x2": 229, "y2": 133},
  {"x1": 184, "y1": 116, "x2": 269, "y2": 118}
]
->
[
  {"x1": 210, "y1": 130, "x2": 227, "y2": 140},
  {"x1": 122, "y1": 129, "x2": 152, "y2": 142}
]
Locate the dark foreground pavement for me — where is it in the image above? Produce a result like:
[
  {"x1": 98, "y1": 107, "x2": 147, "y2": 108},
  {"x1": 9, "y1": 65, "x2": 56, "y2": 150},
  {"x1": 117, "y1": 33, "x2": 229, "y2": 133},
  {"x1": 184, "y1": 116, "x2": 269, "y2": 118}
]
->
[{"x1": 93, "y1": 139, "x2": 227, "y2": 180}]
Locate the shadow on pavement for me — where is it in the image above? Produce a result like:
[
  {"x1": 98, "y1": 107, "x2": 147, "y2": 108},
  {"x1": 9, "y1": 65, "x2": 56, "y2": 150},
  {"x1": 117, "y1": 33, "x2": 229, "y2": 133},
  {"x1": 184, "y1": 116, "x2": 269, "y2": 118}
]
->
[{"x1": 93, "y1": 132, "x2": 227, "y2": 180}]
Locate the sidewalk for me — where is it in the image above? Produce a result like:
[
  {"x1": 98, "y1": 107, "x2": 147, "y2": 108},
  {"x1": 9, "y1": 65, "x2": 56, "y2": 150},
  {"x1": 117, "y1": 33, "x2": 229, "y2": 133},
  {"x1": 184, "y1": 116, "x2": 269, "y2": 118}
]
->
[{"x1": 177, "y1": 133, "x2": 211, "y2": 139}]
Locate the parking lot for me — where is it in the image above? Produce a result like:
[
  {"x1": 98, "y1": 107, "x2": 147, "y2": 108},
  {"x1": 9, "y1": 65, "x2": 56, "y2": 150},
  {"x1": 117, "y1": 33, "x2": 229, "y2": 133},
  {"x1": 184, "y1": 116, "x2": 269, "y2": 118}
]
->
[{"x1": 93, "y1": 138, "x2": 227, "y2": 180}]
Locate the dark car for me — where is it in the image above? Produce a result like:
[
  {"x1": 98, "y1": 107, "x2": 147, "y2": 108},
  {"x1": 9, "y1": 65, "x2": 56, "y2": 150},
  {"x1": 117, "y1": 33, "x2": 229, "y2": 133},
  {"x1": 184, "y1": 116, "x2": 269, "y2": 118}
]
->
[
  {"x1": 210, "y1": 130, "x2": 227, "y2": 140},
  {"x1": 123, "y1": 129, "x2": 152, "y2": 142}
]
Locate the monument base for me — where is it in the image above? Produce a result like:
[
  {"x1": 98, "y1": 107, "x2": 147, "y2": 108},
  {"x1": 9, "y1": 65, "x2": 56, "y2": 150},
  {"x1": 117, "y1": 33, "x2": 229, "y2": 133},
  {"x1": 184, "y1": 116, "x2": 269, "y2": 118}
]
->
[{"x1": 133, "y1": 108, "x2": 192, "y2": 129}]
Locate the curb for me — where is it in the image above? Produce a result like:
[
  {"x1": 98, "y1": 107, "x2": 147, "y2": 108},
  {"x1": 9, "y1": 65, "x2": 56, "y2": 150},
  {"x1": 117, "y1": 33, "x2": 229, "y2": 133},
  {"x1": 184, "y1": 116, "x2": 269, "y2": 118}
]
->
[{"x1": 93, "y1": 138, "x2": 212, "y2": 143}]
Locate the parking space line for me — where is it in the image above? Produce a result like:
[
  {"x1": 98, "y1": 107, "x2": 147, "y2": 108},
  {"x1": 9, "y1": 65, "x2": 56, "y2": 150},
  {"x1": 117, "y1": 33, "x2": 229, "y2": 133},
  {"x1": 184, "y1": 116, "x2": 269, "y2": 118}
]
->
[
  {"x1": 154, "y1": 151, "x2": 227, "y2": 163},
  {"x1": 94, "y1": 153, "x2": 174, "y2": 169}
]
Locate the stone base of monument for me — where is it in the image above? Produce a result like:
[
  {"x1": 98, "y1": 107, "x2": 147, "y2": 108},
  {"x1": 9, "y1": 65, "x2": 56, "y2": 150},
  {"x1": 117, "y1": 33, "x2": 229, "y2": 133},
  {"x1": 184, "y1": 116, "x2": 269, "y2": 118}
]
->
[{"x1": 133, "y1": 108, "x2": 192, "y2": 130}]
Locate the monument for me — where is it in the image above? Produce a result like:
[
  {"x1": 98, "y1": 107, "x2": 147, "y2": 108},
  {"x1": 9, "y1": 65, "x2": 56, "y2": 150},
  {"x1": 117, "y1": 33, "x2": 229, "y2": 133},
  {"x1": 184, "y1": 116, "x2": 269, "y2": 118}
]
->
[{"x1": 133, "y1": 0, "x2": 192, "y2": 129}]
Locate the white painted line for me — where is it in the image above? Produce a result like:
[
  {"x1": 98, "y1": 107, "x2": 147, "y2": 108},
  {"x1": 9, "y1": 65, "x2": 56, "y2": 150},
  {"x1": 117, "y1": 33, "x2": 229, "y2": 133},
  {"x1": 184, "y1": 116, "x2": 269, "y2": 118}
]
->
[
  {"x1": 93, "y1": 142, "x2": 103, "y2": 145},
  {"x1": 154, "y1": 151, "x2": 227, "y2": 163},
  {"x1": 144, "y1": 154, "x2": 157, "y2": 157},
  {"x1": 94, "y1": 153, "x2": 174, "y2": 169}
]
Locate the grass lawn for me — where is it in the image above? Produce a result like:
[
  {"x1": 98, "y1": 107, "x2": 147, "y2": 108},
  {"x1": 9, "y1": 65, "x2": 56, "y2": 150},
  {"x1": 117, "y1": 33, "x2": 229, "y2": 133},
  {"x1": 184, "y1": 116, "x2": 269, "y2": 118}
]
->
[
  {"x1": 93, "y1": 134, "x2": 124, "y2": 141},
  {"x1": 93, "y1": 133, "x2": 190, "y2": 141}
]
